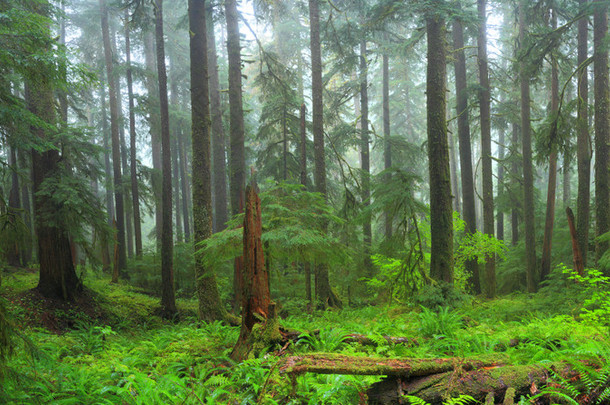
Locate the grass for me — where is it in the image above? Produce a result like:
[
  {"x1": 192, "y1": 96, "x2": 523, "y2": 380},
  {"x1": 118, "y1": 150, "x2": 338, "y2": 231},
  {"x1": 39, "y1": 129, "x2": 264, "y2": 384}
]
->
[{"x1": 1, "y1": 268, "x2": 609, "y2": 404}]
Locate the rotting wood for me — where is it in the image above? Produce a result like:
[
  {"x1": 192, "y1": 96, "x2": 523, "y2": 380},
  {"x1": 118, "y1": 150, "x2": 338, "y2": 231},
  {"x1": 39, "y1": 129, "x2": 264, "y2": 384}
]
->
[
  {"x1": 367, "y1": 364, "x2": 571, "y2": 405},
  {"x1": 279, "y1": 353, "x2": 506, "y2": 377}
]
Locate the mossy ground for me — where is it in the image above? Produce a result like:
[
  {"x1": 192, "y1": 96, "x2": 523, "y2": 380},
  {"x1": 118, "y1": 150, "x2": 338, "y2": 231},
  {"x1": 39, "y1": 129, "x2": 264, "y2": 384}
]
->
[{"x1": 0, "y1": 268, "x2": 608, "y2": 404}]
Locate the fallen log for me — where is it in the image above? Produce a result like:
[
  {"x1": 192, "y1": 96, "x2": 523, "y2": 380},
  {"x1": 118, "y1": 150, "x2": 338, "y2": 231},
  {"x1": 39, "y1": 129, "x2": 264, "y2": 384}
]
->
[
  {"x1": 367, "y1": 364, "x2": 560, "y2": 405},
  {"x1": 279, "y1": 353, "x2": 506, "y2": 377}
]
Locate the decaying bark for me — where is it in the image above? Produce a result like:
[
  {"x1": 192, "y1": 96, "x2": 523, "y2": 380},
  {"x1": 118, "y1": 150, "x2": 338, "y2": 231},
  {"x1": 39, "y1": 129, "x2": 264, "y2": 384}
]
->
[
  {"x1": 279, "y1": 353, "x2": 504, "y2": 377},
  {"x1": 367, "y1": 364, "x2": 555, "y2": 404},
  {"x1": 231, "y1": 183, "x2": 280, "y2": 361}
]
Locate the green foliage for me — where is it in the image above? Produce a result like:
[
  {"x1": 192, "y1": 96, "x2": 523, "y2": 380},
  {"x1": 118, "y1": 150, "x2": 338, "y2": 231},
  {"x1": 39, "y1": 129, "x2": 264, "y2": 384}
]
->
[
  {"x1": 198, "y1": 182, "x2": 350, "y2": 271},
  {"x1": 454, "y1": 212, "x2": 507, "y2": 291},
  {"x1": 412, "y1": 282, "x2": 470, "y2": 310},
  {"x1": 418, "y1": 306, "x2": 463, "y2": 339},
  {"x1": 297, "y1": 328, "x2": 350, "y2": 352},
  {"x1": 563, "y1": 266, "x2": 610, "y2": 329},
  {"x1": 404, "y1": 394, "x2": 476, "y2": 405}
]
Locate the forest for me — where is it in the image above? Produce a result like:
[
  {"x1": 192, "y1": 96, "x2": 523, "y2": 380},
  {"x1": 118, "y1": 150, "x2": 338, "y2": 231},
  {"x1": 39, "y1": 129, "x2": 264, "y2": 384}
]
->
[{"x1": 1, "y1": 0, "x2": 610, "y2": 403}]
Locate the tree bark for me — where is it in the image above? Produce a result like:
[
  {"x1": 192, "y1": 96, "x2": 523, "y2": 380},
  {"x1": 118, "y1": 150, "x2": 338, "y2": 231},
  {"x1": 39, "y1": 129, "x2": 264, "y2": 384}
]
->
[
  {"x1": 231, "y1": 183, "x2": 274, "y2": 361},
  {"x1": 143, "y1": 31, "x2": 162, "y2": 249},
  {"x1": 497, "y1": 125, "x2": 505, "y2": 242},
  {"x1": 206, "y1": 2, "x2": 228, "y2": 233},
  {"x1": 27, "y1": 3, "x2": 80, "y2": 299},
  {"x1": 519, "y1": 1, "x2": 537, "y2": 292},
  {"x1": 189, "y1": 0, "x2": 228, "y2": 322},
  {"x1": 540, "y1": 9, "x2": 560, "y2": 282},
  {"x1": 452, "y1": 13, "x2": 480, "y2": 293},
  {"x1": 7, "y1": 146, "x2": 21, "y2": 267},
  {"x1": 154, "y1": 0, "x2": 176, "y2": 318},
  {"x1": 594, "y1": 3, "x2": 610, "y2": 268},
  {"x1": 124, "y1": 7, "x2": 142, "y2": 258},
  {"x1": 178, "y1": 124, "x2": 191, "y2": 241},
  {"x1": 576, "y1": 0, "x2": 591, "y2": 268},
  {"x1": 382, "y1": 45, "x2": 392, "y2": 240},
  {"x1": 300, "y1": 103, "x2": 312, "y2": 307},
  {"x1": 478, "y1": 0, "x2": 495, "y2": 298},
  {"x1": 309, "y1": 0, "x2": 341, "y2": 308},
  {"x1": 360, "y1": 39, "x2": 372, "y2": 275},
  {"x1": 567, "y1": 207, "x2": 585, "y2": 276},
  {"x1": 225, "y1": 0, "x2": 247, "y2": 311},
  {"x1": 100, "y1": 0, "x2": 127, "y2": 278},
  {"x1": 511, "y1": 122, "x2": 520, "y2": 246},
  {"x1": 427, "y1": 14, "x2": 453, "y2": 284},
  {"x1": 169, "y1": 65, "x2": 183, "y2": 243}
]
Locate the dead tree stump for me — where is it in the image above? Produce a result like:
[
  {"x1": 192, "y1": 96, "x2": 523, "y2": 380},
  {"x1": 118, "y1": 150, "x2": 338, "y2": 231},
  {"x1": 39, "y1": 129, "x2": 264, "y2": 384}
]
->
[{"x1": 231, "y1": 182, "x2": 280, "y2": 361}]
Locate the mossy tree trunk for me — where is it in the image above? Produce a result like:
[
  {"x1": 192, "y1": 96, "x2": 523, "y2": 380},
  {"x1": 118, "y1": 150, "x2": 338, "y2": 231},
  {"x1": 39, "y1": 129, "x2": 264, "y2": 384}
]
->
[
  {"x1": 189, "y1": 0, "x2": 228, "y2": 323},
  {"x1": 309, "y1": 0, "x2": 342, "y2": 308},
  {"x1": 540, "y1": 9, "x2": 560, "y2": 283},
  {"x1": 477, "y1": 0, "x2": 495, "y2": 297},
  {"x1": 519, "y1": 1, "x2": 537, "y2": 292},
  {"x1": 29, "y1": 2, "x2": 80, "y2": 300},
  {"x1": 100, "y1": 0, "x2": 127, "y2": 279},
  {"x1": 154, "y1": 0, "x2": 176, "y2": 319},
  {"x1": 382, "y1": 41, "x2": 392, "y2": 240},
  {"x1": 452, "y1": 10, "x2": 480, "y2": 293},
  {"x1": 594, "y1": 2, "x2": 610, "y2": 269},
  {"x1": 576, "y1": 0, "x2": 591, "y2": 268},
  {"x1": 360, "y1": 39, "x2": 372, "y2": 276},
  {"x1": 426, "y1": 14, "x2": 453, "y2": 284},
  {"x1": 124, "y1": 7, "x2": 143, "y2": 258},
  {"x1": 206, "y1": 1, "x2": 229, "y2": 234}
]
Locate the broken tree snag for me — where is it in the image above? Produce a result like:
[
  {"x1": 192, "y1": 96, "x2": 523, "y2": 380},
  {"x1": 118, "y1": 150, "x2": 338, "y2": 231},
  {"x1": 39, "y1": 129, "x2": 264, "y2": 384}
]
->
[
  {"x1": 231, "y1": 181, "x2": 280, "y2": 361},
  {"x1": 279, "y1": 353, "x2": 506, "y2": 377},
  {"x1": 566, "y1": 207, "x2": 585, "y2": 276}
]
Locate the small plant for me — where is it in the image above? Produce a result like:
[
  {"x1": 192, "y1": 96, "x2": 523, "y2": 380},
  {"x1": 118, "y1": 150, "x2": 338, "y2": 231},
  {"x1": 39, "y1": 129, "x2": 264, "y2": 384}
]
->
[
  {"x1": 404, "y1": 394, "x2": 476, "y2": 405},
  {"x1": 297, "y1": 328, "x2": 349, "y2": 352},
  {"x1": 563, "y1": 266, "x2": 610, "y2": 329},
  {"x1": 418, "y1": 306, "x2": 463, "y2": 339}
]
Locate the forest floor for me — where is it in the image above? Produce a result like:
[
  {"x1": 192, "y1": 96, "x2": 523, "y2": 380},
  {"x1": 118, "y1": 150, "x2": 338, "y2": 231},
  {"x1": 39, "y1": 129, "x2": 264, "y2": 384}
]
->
[{"x1": 1, "y1": 267, "x2": 608, "y2": 404}]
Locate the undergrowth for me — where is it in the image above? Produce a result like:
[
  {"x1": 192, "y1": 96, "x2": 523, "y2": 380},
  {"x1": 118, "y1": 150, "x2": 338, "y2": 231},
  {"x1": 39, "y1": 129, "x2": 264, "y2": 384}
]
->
[{"x1": 0, "y1": 266, "x2": 609, "y2": 404}]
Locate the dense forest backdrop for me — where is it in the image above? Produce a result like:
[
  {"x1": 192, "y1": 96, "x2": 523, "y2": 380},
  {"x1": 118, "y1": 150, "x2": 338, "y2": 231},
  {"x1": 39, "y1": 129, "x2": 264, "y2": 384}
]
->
[{"x1": 2, "y1": 0, "x2": 610, "y2": 403}]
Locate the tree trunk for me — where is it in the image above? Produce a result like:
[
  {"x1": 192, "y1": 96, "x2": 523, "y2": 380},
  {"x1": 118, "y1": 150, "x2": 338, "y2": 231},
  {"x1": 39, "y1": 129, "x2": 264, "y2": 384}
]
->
[
  {"x1": 7, "y1": 146, "x2": 21, "y2": 267},
  {"x1": 382, "y1": 45, "x2": 392, "y2": 240},
  {"x1": 540, "y1": 9, "x2": 560, "y2": 282},
  {"x1": 144, "y1": 31, "x2": 162, "y2": 249},
  {"x1": 154, "y1": 0, "x2": 176, "y2": 318},
  {"x1": 511, "y1": 122, "x2": 520, "y2": 246},
  {"x1": 452, "y1": 13, "x2": 480, "y2": 293},
  {"x1": 231, "y1": 183, "x2": 276, "y2": 361},
  {"x1": 567, "y1": 207, "x2": 585, "y2": 276},
  {"x1": 519, "y1": 1, "x2": 537, "y2": 292},
  {"x1": 189, "y1": 0, "x2": 228, "y2": 322},
  {"x1": 478, "y1": 0, "x2": 495, "y2": 298},
  {"x1": 360, "y1": 39, "x2": 372, "y2": 275},
  {"x1": 27, "y1": 3, "x2": 80, "y2": 299},
  {"x1": 497, "y1": 125, "x2": 505, "y2": 242},
  {"x1": 170, "y1": 68, "x2": 183, "y2": 243},
  {"x1": 426, "y1": 14, "x2": 453, "y2": 284},
  {"x1": 206, "y1": 2, "x2": 229, "y2": 234},
  {"x1": 18, "y1": 150, "x2": 33, "y2": 265},
  {"x1": 111, "y1": 27, "x2": 134, "y2": 262},
  {"x1": 449, "y1": 126, "x2": 460, "y2": 216},
  {"x1": 594, "y1": 3, "x2": 610, "y2": 268},
  {"x1": 178, "y1": 125, "x2": 191, "y2": 241},
  {"x1": 124, "y1": 7, "x2": 143, "y2": 258},
  {"x1": 309, "y1": 0, "x2": 342, "y2": 308},
  {"x1": 100, "y1": 0, "x2": 127, "y2": 278},
  {"x1": 225, "y1": 0, "x2": 247, "y2": 311},
  {"x1": 300, "y1": 103, "x2": 312, "y2": 307},
  {"x1": 576, "y1": 0, "x2": 591, "y2": 268}
]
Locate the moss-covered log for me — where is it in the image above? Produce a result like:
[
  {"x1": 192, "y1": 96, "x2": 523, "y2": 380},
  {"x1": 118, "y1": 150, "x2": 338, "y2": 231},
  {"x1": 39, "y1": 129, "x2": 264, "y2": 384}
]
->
[
  {"x1": 279, "y1": 353, "x2": 506, "y2": 377},
  {"x1": 367, "y1": 364, "x2": 575, "y2": 405}
]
